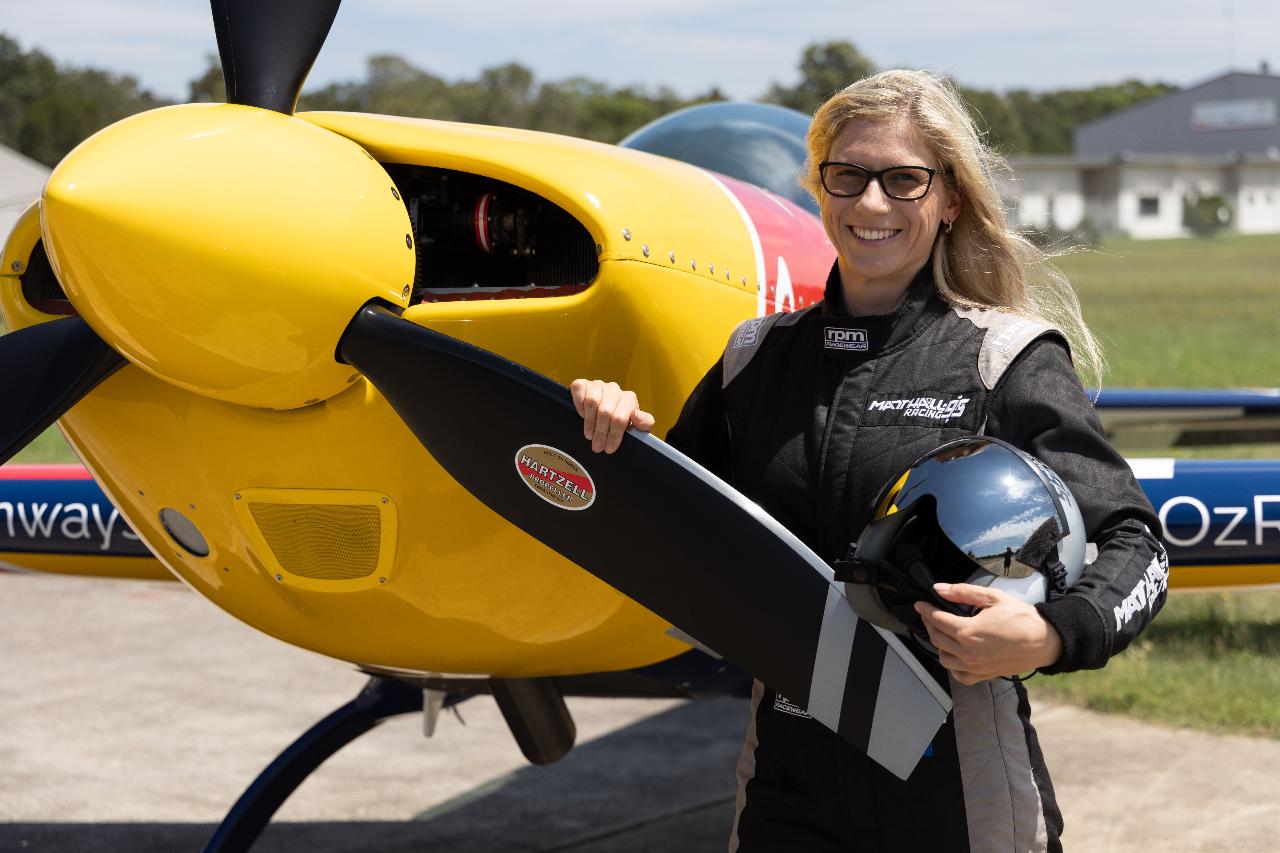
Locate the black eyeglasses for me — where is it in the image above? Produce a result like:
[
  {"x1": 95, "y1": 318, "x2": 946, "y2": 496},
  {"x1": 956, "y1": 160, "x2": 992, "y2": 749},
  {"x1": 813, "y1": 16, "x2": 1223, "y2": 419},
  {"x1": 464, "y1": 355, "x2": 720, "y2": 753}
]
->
[{"x1": 818, "y1": 161, "x2": 937, "y2": 200}]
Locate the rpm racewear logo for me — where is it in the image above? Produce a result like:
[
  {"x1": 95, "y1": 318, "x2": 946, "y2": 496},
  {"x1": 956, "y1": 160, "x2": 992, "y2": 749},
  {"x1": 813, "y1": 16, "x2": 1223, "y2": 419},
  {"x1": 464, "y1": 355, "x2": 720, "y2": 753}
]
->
[
  {"x1": 824, "y1": 326, "x2": 869, "y2": 352},
  {"x1": 515, "y1": 445, "x2": 596, "y2": 511}
]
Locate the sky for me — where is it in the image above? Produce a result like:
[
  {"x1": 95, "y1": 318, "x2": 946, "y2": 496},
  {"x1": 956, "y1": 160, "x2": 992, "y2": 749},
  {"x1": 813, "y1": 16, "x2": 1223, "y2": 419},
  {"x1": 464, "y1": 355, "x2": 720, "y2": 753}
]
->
[{"x1": 3, "y1": 0, "x2": 1278, "y2": 102}]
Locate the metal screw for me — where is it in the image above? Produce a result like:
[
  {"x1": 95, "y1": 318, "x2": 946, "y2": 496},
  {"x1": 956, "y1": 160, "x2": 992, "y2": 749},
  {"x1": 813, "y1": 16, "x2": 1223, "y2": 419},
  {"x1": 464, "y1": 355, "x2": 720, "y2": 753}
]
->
[
  {"x1": 405, "y1": 234, "x2": 413, "y2": 249},
  {"x1": 9, "y1": 261, "x2": 21, "y2": 272},
  {"x1": 641, "y1": 244, "x2": 650, "y2": 257},
  {"x1": 390, "y1": 187, "x2": 401, "y2": 201},
  {"x1": 275, "y1": 573, "x2": 283, "y2": 582},
  {"x1": 401, "y1": 284, "x2": 411, "y2": 299},
  {"x1": 622, "y1": 228, "x2": 632, "y2": 241},
  {"x1": 708, "y1": 263, "x2": 714, "y2": 274},
  {"x1": 378, "y1": 576, "x2": 387, "y2": 584},
  {"x1": 381, "y1": 497, "x2": 389, "y2": 504},
  {"x1": 725, "y1": 269, "x2": 731, "y2": 280},
  {"x1": 742, "y1": 276, "x2": 748, "y2": 285},
  {"x1": 137, "y1": 490, "x2": 145, "y2": 497},
  {"x1": 690, "y1": 259, "x2": 697, "y2": 270},
  {"x1": 668, "y1": 250, "x2": 676, "y2": 263},
  {"x1": 234, "y1": 493, "x2": 241, "y2": 501},
  {"x1": 188, "y1": 503, "x2": 196, "y2": 511}
]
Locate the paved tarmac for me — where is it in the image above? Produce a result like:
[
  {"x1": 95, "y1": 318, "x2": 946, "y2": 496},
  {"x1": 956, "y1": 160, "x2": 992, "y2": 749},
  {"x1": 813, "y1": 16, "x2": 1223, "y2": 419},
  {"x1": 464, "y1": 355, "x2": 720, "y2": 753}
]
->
[{"x1": 1, "y1": 570, "x2": 1277, "y2": 852}]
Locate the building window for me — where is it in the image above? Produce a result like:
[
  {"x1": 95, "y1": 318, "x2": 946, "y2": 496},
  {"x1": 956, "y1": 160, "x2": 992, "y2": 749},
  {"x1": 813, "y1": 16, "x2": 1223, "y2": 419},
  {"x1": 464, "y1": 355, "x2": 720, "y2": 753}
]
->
[{"x1": 1138, "y1": 196, "x2": 1160, "y2": 216}]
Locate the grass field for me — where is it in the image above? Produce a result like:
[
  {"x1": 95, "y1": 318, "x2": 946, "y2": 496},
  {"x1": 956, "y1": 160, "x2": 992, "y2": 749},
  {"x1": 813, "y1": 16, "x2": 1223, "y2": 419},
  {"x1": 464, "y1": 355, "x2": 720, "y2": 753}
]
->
[
  {"x1": 4, "y1": 232, "x2": 1280, "y2": 736},
  {"x1": 1030, "y1": 589, "x2": 1280, "y2": 737},
  {"x1": 1056, "y1": 233, "x2": 1280, "y2": 388}
]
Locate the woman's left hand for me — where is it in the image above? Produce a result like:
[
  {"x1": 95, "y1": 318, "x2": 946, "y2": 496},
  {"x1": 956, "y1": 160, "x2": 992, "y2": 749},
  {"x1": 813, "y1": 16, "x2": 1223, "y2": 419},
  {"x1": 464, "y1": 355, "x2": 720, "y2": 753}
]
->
[{"x1": 914, "y1": 583, "x2": 1063, "y2": 685}]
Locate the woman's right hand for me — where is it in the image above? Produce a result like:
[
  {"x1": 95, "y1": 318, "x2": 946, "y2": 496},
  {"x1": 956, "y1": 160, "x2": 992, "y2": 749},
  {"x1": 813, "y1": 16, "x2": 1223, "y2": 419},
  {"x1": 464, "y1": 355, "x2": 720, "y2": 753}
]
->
[{"x1": 570, "y1": 379, "x2": 656, "y2": 454}]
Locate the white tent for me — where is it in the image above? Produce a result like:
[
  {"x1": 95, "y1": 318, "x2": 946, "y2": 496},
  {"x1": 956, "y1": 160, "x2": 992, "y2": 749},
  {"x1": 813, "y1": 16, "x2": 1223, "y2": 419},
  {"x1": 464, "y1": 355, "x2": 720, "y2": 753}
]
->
[{"x1": 0, "y1": 143, "x2": 50, "y2": 246}]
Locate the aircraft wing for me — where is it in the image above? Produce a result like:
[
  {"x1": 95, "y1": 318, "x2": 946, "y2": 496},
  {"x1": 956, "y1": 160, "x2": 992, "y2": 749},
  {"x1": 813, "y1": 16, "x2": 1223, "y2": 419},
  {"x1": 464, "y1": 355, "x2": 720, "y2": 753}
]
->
[
  {"x1": 1130, "y1": 456, "x2": 1280, "y2": 589},
  {"x1": 1097, "y1": 388, "x2": 1280, "y2": 449},
  {"x1": 0, "y1": 464, "x2": 168, "y2": 579}
]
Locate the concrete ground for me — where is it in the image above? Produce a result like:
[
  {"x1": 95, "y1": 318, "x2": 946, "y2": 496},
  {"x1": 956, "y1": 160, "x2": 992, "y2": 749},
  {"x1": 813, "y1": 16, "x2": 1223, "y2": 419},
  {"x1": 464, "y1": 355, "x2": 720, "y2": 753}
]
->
[{"x1": 1, "y1": 570, "x2": 1277, "y2": 852}]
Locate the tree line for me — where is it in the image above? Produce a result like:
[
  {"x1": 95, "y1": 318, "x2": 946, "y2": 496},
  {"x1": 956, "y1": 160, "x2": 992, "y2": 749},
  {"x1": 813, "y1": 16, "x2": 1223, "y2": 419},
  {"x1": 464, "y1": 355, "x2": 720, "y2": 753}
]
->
[{"x1": 3, "y1": 33, "x2": 1176, "y2": 169}]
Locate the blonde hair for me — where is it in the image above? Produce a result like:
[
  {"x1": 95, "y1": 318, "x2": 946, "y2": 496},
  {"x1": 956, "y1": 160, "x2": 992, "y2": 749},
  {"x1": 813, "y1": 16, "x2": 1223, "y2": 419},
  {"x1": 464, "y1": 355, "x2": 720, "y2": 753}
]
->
[{"x1": 802, "y1": 69, "x2": 1104, "y2": 388}]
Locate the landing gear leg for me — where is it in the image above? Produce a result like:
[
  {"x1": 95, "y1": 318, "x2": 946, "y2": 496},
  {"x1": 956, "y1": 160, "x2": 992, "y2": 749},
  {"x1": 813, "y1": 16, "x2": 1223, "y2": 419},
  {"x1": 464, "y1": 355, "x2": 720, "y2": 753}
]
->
[{"x1": 203, "y1": 675, "x2": 431, "y2": 852}]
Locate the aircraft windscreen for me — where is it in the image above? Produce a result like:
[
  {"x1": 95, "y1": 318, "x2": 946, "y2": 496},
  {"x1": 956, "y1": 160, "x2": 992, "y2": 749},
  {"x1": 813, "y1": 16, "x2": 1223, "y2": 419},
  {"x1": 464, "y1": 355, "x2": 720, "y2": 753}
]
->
[{"x1": 620, "y1": 102, "x2": 817, "y2": 214}]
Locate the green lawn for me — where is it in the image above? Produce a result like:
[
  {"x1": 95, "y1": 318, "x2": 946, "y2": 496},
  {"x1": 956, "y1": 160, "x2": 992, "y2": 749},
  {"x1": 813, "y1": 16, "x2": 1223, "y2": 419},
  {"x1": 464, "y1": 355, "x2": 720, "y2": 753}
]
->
[
  {"x1": 1057, "y1": 233, "x2": 1280, "y2": 388},
  {"x1": 1031, "y1": 589, "x2": 1280, "y2": 737}
]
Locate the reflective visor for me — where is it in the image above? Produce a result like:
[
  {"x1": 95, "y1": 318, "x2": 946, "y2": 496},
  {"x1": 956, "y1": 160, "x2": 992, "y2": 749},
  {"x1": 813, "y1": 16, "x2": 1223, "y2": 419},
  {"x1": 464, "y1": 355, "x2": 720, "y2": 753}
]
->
[{"x1": 880, "y1": 437, "x2": 1066, "y2": 579}]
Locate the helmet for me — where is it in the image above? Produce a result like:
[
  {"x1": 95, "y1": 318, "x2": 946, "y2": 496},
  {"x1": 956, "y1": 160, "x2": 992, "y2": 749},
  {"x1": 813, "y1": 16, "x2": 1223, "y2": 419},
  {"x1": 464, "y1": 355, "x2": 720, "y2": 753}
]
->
[{"x1": 840, "y1": 436, "x2": 1087, "y2": 642}]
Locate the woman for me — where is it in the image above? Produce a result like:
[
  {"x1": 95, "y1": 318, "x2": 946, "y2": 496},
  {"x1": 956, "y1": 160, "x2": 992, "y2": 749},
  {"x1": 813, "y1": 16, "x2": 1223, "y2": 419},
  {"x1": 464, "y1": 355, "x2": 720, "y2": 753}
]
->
[{"x1": 573, "y1": 70, "x2": 1167, "y2": 852}]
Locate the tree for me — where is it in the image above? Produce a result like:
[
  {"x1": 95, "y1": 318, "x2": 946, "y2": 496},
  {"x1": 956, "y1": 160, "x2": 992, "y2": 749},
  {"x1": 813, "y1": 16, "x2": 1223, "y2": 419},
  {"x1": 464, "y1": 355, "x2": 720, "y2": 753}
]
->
[
  {"x1": 1007, "y1": 80, "x2": 1177, "y2": 154},
  {"x1": 0, "y1": 34, "x2": 58, "y2": 155},
  {"x1": 957, "y1": 86, "x2": 1030, "y2": 154},
  {"x1": 764, "y1": 41, "x2": 876, "y2": 115},
  {"x1": 450, "y1": 63, "x2": 536, "y2": 127},
  {"x1": 0, "y1": 33, "x2": 169, "y2": 166},
  {"x1": 298, "y1": 54, "x2": 454, "y2": 120},
  {"x1": 187, "y1": 53, "x2": 225, "y2": 103}
]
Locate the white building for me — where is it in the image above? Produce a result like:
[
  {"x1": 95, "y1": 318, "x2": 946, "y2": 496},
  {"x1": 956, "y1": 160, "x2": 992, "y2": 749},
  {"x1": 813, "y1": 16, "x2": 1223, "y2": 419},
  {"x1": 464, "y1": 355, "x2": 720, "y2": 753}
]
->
[{"x1": 999, "y1": 70, "x2": 1280, "y2": 239}]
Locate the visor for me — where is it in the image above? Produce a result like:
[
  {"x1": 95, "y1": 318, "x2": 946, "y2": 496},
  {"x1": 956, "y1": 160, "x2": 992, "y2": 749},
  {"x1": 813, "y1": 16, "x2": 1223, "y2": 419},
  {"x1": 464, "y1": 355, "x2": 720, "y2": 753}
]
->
[{"x1": 869, "y1": 437, "x2": 1071, "y2": 580}]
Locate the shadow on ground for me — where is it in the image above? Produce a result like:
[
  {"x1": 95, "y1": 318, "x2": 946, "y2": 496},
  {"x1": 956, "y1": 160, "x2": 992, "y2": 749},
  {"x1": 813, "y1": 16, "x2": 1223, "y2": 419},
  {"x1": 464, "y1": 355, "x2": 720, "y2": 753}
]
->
[{"x1": 0, "y1": 698, "x2": 745, "y2": 853}]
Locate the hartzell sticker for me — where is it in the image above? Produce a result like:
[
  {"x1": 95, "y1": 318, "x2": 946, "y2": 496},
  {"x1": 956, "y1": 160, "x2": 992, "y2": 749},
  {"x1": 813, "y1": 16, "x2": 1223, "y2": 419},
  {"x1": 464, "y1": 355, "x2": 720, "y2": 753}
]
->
[{"x1": 514, "y1": 444, "x2": 597, "y2": 511}]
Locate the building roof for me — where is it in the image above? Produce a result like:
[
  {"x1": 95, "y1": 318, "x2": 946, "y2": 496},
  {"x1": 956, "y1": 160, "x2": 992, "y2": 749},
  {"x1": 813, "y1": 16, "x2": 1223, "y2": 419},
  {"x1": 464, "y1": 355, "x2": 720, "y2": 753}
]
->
[{"x1": 1074, "y1": 71, "x2": 1280, "y2": 159}]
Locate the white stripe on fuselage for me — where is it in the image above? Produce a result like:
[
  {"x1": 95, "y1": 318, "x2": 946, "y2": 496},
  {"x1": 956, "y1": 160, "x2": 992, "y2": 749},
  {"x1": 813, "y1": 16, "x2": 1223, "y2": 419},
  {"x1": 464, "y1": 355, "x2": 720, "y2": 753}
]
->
[
  {"x1": 1127, "y1": 457, "x2": 1175, "y2": 480},
  {"x1": 699, "y1": 169, "x2": 768, "y2": 317}
]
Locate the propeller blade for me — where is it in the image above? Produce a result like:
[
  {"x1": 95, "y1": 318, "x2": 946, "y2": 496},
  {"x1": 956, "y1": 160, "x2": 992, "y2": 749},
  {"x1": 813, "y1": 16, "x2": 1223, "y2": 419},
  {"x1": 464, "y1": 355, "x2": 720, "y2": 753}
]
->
[
  {"x1": 211, "y1": 0, "x2": 341, "y2": 114},
  {"x1": 339, "y1": 304, "x2": 952, "y2": 780},
  {"x1": 0, "y1": 316, "x2": 124, "y2": 466}
]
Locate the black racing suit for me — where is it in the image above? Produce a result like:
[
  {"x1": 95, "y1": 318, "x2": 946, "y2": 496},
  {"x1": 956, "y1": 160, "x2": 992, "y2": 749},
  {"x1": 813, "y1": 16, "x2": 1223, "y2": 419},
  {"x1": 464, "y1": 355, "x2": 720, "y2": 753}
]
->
[{"x1": 666, "y1": 265, "x2": 1168, "y2": 853}]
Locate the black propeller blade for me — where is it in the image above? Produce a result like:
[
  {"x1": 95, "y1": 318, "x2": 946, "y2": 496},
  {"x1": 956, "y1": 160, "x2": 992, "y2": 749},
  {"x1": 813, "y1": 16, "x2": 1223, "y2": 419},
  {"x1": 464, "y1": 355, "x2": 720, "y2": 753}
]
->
[
  {"x1": 0, "y1": 316, "x2": 124, "y2": 466},
  {"x1": 211, "y1": 0, "x2": 342, "y2": 114},
  {"x1": 339, "y1": 304, "x2": 952, "y2": 780}
]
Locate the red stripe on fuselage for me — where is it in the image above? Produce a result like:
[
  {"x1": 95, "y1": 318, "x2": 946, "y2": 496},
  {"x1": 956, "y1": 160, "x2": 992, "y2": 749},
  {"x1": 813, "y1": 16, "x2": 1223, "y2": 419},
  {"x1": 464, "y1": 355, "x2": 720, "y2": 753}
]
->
[
  {"x1": 715, "y1": 174, "x2": 835, "y2": 314},
  {"x1": 0, "y1": 464, "x2": 93, "y2": 481}
]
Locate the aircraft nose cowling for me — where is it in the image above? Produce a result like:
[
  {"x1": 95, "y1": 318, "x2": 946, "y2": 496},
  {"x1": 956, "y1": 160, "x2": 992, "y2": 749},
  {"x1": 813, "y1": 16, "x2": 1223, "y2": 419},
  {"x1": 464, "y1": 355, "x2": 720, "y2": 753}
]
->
[{"x1": 41, "y1": 103, "x2": 415, "y2": 409}]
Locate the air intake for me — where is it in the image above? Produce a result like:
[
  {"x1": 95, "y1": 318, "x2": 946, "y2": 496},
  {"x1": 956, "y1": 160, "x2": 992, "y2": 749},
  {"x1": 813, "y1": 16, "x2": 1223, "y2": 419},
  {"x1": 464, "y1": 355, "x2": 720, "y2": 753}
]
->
[{"x1": 234, "y1": 489, "x2": 398, "y2": 589}]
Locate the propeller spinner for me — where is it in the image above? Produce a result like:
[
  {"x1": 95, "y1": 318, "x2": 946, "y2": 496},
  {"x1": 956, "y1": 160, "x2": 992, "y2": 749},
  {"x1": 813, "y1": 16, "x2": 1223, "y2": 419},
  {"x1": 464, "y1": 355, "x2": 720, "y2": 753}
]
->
[{"x1": 20, "y1": 0, "x2": 412, "y2": 413}]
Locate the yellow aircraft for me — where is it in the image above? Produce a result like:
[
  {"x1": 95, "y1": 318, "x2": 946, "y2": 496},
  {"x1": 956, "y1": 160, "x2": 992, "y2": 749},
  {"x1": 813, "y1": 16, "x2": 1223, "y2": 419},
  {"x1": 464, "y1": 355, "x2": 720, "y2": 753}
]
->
[
  {"x1": 3, "y1": 1, "x2": 1277, "y2": 847},
  {"x1": 0, "y1": 1, "x2": 893, "y2": 846}
]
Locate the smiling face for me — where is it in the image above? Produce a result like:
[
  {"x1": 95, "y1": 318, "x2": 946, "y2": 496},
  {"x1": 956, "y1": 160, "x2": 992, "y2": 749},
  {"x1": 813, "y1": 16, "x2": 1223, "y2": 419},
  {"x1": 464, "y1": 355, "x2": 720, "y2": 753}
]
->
[{"x1": 819, "y1": 117, "x2": 961, "y2": 314}]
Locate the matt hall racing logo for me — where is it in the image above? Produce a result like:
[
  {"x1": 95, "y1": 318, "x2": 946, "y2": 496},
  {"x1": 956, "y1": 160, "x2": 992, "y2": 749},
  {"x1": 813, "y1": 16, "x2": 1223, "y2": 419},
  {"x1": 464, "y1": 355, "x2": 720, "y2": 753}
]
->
[
  {"x1": 515, "y1": 445, "x2": 596, "y2": 511},
  {"x1": 824, "y1": 327, "x2": 869, "y2": 352},
  {"x1": 868, "y1": 395, "x2": 970, "y2": 422}
]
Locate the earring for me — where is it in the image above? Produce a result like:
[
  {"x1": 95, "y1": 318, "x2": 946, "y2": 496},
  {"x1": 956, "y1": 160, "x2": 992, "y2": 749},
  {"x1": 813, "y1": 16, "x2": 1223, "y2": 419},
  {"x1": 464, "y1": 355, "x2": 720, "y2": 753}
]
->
[{"x1": 944, "y1": 220, "x2": 954, "y2": 234}]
